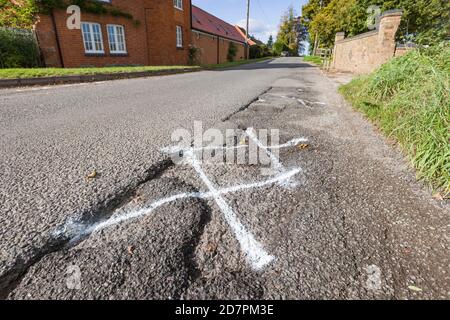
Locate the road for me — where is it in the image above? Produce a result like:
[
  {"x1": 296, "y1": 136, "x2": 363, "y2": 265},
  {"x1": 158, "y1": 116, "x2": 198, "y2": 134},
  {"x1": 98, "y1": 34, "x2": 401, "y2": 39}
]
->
[{"x1": 0, "y1": 58, "x2": 448, "y2": 299}]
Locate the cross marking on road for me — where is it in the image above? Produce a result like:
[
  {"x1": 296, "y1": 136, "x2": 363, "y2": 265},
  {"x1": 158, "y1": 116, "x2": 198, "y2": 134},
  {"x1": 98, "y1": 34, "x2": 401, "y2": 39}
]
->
[{"x1": 56, "y1": 129, "x2": 308, "y2": 271}]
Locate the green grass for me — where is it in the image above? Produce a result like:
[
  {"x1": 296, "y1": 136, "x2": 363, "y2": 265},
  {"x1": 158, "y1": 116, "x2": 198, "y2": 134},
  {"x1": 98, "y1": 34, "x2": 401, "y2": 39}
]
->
[
  {"x1": 0, "y1": 65, "x2": 200, "y2": 79},
  {"x1": 303, "y1": 55, "x2": 323, "y2": 66},
  {"x1": 205, "y1": 57, "x2": 273, "y2": 69},
  {"x1": 339, "y1": 45, "x2": 450, "y2": 195},
  {"x1": 0, "y1": 58, "x2": 273, "y2": 79}
]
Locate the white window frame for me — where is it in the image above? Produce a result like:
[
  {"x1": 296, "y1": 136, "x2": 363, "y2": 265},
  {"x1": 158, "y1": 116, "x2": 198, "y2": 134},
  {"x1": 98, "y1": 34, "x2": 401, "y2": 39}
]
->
[
  {"x1": 107, "y1": 24, "x2": 127, "y2": 54},
  {"x1": 174, "y1": 0, "x2": 183, "y2": 10},
  {"x1": 81, "y1": 22, "x2": 104, "y2": 54},
  {"x1": 176, "y1": 25, "x2": 183, "y2": 48}
]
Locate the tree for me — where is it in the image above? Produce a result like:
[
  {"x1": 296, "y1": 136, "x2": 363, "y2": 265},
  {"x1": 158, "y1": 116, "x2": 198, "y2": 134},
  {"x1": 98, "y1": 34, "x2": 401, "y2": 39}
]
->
[
  {"x1": 267, "y1": 35, "x2": 274, "y2": 49},
  {"x1": 0, "y1": 1, "x2": 139, "y2": 29},
  {"x1": 274, "y1": 5, "x2": 299, "y2": 56},
  {"x1": 301, "y1": 0, "x2": 449, "y2": 48},
  {"x1": 0, "y1": 0, "x2": 38, "y2": 28},
  {"x1": 296, "y1": 17, "x2": 309, "y2": 55}
]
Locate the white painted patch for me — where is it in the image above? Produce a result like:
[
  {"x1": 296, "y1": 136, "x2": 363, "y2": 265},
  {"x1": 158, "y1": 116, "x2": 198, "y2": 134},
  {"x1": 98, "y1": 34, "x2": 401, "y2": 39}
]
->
[{"x1": 365, "y1": 264, "x2": 382, "y2": 291}]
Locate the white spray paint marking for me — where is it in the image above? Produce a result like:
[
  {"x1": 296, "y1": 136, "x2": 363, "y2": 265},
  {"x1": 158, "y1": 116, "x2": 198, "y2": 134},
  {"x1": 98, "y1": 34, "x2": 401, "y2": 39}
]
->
[
  {"x1": 162, "y1": 144, "x2": 247, "y2": 154},
  {"x1": 246, "y1": 128, "x2": 284, "y2": 171},
  {"x1": 56, "y1": 133, "x2": 307, "y2": 271},
  {"x1": 245, "y1": 128, "x2": 305, "y2": 189},
  {"x1": 297, "y1": 99, "x2": 311, "y2": 108},
  {"x1": 58, "y1": 167, "x2": 301, "y2": 243},
  {"x1": 217, "y1": 168, "x2": 300, "y2": 195},
  {"x1": 185, "y1": 149, "x2": 275, "y2": 270},
  {"x1": 161, "y1": 137, "x2": 307, "y2": 155},
  {"x1": 365, "y1": 265, "x2": 382, "y2": 292},
  {"x1": 85, "y1": 193, "x2": 191, "y2": 237},
  {"x1": 269, "y1": 137, "x2": 308, "y2": 149},
  {"x1": 264, "y1": 93, "x2": 326, "y2": 108},
  {"x1": 303, "y1": 99, "x2": 326, "y2": 106},
  {"x1": 266, "y1": 93, "x2": 290, "y2": 99}
]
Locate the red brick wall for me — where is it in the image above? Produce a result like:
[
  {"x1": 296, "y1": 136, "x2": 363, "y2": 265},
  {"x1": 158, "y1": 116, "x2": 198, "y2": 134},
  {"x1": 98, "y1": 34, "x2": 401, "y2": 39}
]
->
[
  {"x1": 191, "y1": 30, "x2": 218, "y2": 65},
  {"x1": 191, "y1": 30, "x2": 246, "y2": 65},
  {"x1": 332, "y1": 11, "x2": 402, "y2": 74},
  {"x1": 236, "y1": 42, "x2": 246, "y2": 61},
  {"x1": 35, "y1": 0, "x2": 191, "y2": 68},
  {"x1": 145, "y1": 0, "x2": 191, "y2": 65},
  {"x1": 34, "y1": 14, "x2": 62, "y2": 67},
  {"x1": 219, "y1": 38, "x2": 245, "y2": 63}
]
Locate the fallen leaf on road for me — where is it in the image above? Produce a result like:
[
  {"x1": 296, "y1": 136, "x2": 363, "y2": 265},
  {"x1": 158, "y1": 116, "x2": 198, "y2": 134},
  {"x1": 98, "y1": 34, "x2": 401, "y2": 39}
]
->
[
  {"x1": 204, "y1": 242, "x2": 217, "y2": 253},
  {"x1": 408, "y1": 285, "x2": 423, "y2": 292},
  {"x1": 402, "y1": 247, "x2": 412, "y2": 255},
  {"x1": 432, "y1": 193, "x2": 444, "y2": 201},
  {"x1": 127, "y1": 245, "x2": 135, "y2": 255},
  {"x1": 85, "y1": 169, "x2": 97, "y2": 180},
  {"x1": 297, "y1": 144, "x2": 309, "y2": 150}
]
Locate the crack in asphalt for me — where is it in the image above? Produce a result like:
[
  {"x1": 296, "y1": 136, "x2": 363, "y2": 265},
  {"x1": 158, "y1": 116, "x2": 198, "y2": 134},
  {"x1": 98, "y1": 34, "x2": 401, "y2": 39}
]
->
[
  {"x1": 0, "y1": 159, "x2": 175, "y2": 299},
  {"x1": 175, "y1": 182, "x2": 213, "y2": 299},
  {"x1": 221, "y1": 87, "x2": 273, "y2": 122},
  {"x1": 0, "y1": 86, "x2": 276, "y2": 299}
]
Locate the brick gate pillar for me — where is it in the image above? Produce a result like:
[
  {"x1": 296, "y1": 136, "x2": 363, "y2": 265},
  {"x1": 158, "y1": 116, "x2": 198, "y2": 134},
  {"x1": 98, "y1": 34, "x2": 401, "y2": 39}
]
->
[{"x1": 377, "y1": 10, "x2": 402, "y2": 65}]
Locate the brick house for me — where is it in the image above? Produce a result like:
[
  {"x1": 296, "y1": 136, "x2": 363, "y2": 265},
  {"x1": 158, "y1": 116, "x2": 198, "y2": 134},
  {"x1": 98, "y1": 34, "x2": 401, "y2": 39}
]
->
[
  {"x1": 191, "y1": 5, "x2": 248, "y2": 65},
  {"x1": 35, "y1": 0, "x2": 249, "y2": 68}
]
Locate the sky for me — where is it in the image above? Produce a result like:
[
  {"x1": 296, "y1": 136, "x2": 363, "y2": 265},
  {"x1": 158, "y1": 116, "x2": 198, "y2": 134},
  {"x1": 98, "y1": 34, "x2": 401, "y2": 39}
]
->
[{"x1": 192, "y1": 0, "x2": 309, "y2": 43}]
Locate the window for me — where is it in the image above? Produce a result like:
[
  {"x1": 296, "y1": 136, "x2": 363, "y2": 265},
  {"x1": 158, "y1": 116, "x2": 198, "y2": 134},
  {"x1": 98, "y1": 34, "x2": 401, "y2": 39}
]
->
[
  {"x1": 176, "y1": 26, "x2": 183, "y2": 48},
  {"x1": 81, "y1": 22, "x2": 104, "y2": 54},
  {"x1": 174, "y1": 0, "x2": 183, "y2": 10},
  {"x1": 107, "y1": 25, "x2": 127, "y2": 54}
]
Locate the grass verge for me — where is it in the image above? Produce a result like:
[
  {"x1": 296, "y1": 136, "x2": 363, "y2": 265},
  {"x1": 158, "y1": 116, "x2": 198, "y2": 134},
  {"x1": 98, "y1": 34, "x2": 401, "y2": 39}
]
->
[
  {"x1": 303, "y1": 55, "x2": 323, "y2": 66},
  {"x1": 339, "y1": 45, "x2": 449, "y2": 195},
  {"x1": 0, "y1": 58, "x2": 272, "y2": 79},
  {"x1": 0, "y1": 65, "x2": 200, "y2": 79}
]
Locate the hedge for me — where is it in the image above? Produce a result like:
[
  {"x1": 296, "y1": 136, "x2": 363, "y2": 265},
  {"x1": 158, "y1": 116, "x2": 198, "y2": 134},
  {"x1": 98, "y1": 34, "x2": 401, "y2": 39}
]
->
[{"x1": 0, "y1": 28, "x2": 41, "y2": 68}]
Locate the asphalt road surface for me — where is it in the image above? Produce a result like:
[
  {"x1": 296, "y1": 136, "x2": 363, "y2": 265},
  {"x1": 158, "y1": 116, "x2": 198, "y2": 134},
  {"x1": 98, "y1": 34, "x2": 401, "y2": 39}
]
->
[{"x1": 0, "y1": 58, "x2": 448, "y2": 299}]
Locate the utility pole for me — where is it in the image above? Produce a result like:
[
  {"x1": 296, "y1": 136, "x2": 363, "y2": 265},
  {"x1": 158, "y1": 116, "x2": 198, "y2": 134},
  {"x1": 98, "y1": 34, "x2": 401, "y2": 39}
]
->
[
  {"x1": 246, "y1": 0, "x2": 250, "y2": 59},
  {"x1": 313, "y1": 0, "x2": 323, "y2": 55}
]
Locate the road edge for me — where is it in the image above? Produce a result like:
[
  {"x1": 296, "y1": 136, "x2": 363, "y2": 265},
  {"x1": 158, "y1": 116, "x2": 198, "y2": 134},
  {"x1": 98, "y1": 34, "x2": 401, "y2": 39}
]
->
[{"x1": 0, "y1": 68, "x2": 202, "y2": 89}]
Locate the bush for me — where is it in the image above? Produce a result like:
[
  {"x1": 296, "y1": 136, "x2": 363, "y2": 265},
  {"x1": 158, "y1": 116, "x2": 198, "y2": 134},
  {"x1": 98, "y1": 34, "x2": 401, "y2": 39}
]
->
[
  {"x1": 188, "y1": 45, "x2": 200, "y2": 65},
  {"x1": 340, "y1": 44, "x2": 450, "y2": 194},
  {"x1": 0, "y1": 28, "x2": 41, "y2": 68},
  {"x1": 250, "y1": 45, "x2": 272, "y2": 59},
  {"x1": 227, "y1": 42, "x2": 238, "y2": 62}
]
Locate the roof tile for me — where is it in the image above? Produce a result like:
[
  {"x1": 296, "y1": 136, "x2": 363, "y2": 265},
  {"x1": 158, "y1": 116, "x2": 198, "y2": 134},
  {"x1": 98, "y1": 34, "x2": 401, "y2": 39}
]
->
[{"x1": 192, "y1": 6, "x2": 246, "y2": 44}]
